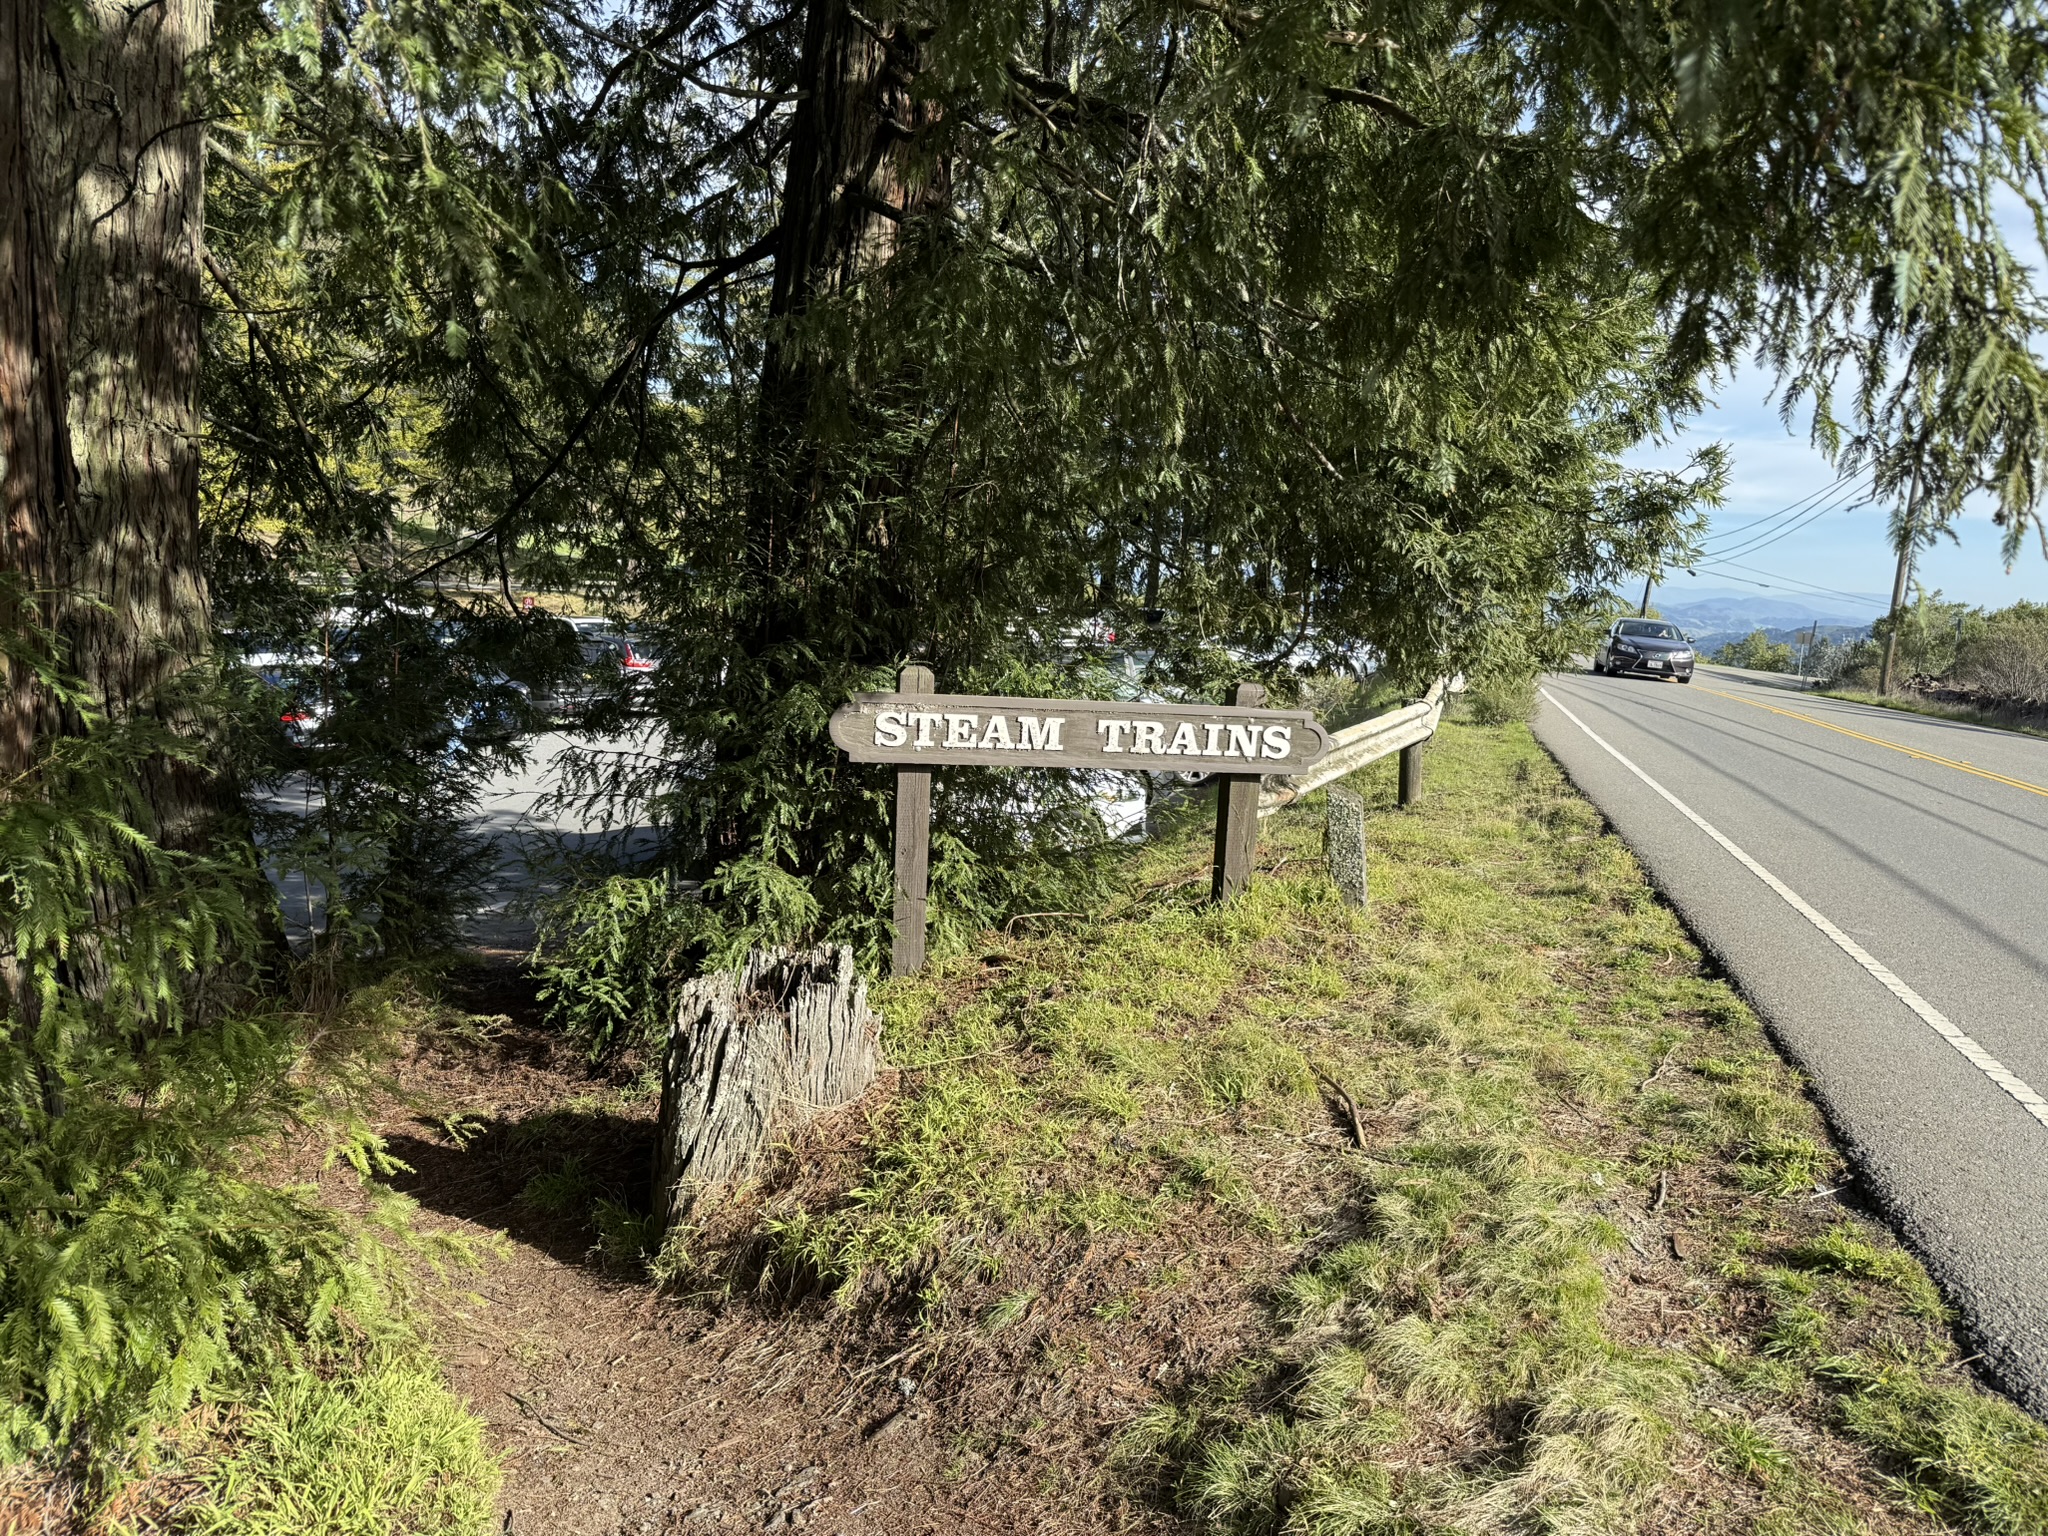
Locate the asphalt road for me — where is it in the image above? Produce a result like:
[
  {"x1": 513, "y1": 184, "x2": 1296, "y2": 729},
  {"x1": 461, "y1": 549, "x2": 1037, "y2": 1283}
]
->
[
  {"x1": 1533, "y1": 668, "x2": 2048, "y2": 1415},
  {"x1": 266, "y1": 728, "x2": 664, "y2": 952}
]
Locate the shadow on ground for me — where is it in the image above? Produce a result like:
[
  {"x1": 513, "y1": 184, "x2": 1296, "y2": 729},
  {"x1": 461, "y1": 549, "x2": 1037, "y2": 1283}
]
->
[{"x1": 383, "y1": 1108, "x2": 657, "y2": 1270}]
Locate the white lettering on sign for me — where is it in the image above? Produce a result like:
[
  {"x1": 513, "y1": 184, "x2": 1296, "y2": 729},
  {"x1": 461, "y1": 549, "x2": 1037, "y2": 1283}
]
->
[
  {"x1": 878, "y1": 711, "x2": 1069, "y2": 753},
  {"x1": 1085, "y1": 716, "x2": 1290, "y2": 758},
  {"x1": 832, "y1": 693, "x2": 1327, "y2": 771},
  {"x1": 1018, "y1": 715, "x2": 1064, "y2": 750}
]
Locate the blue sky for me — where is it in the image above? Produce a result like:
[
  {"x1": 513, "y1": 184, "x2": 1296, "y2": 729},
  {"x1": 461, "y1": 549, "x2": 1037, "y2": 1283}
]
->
[
  {"x1": 1628, "y1": 376, "x2": 2048, "y2": 616},
  {"x1": 1632, "y1": 184, "x2": 2048, "y2": 618}
]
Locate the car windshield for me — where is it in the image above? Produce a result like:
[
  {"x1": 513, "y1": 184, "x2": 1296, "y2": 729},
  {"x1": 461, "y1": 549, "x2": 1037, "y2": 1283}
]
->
[{"x1": 1618, "y1": 621, "x2": 1682, "y2": 641}]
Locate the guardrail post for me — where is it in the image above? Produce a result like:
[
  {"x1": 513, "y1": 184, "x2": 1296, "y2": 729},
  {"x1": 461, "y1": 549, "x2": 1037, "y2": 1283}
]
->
[
  {"x1": 1212, "y1": 681, "x2": 1266, "y2": 902},
  {"x1": 1325, "y1": 786, "x2": 1368, "y2": 905},
  {"x1": 891, "y1": 664, "x2": 935, "y2": 976},
  {"x1": 1398, "y1": 741, "x2": 1425, "y2": 807}
]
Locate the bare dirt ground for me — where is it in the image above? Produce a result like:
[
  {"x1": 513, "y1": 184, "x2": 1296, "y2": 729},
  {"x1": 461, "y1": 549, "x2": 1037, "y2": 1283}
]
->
[{"x1": 378, "y1": 958, "x2": 1274, "y2": 1536}]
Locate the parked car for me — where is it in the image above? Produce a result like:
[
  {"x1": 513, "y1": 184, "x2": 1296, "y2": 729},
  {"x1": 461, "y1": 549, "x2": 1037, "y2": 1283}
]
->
[
  {"x1": 444, "y1": 668, "x2": 534, "y2": 760},
  {"x1": 528, "y1": 618, "x2": 662, "y2": 720},
  {"x1": 1593, "y1": 619, "x2": 1696, "y2": 682},
  {"x1": 243, "y1": 651, "x2": 334, "y2": 745}
]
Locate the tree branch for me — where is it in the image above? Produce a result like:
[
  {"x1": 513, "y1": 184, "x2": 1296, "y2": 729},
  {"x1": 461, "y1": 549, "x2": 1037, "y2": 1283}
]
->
[
  {"x1": 679, "y1": 70, "x2": 801, "y2": 102},
  {"x1": 1178, "y1": 3, "x2": 1421, "y2": 123},
  {"x1": 1182, "y1": 0, "x2": 1396, "y2": 49},
  {"x1": 1005, "y1": 59, "x2": 1147, "y2": 135},
  {"x1": 403, "y1": 231, "x2": 779, "y2": 584},
  {"x1": 202, "y1": 251, "x2": 348, "y2": 520},
  {"x1": 1320, "y1": 82, "x2": 1428, "y2": 130}
]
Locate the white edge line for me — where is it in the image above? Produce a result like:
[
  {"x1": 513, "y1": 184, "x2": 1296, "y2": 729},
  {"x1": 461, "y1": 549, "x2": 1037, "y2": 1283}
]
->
[{"x1": 1538, "y1": 685, "x2": 2048, "y2": 1129}]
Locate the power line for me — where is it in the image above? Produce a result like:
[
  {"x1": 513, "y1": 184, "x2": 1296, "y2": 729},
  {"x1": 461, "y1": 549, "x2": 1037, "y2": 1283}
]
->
[
  {"x1": 1690, "y1": 558, "x2": 1889, "y2": 607},
  {"x1": 1700, "y1": 475, "x2": 1873, "y2": 564},
  {"x1": 1694, "y1": 563, "x2": 1885, "y2": 604},
  {"x1": 1695, "y1": 470, "x2": 1863, "y2": 551},
  {"x1": 1706, "y1": 496, "x2": 1859, "y2": 564}
]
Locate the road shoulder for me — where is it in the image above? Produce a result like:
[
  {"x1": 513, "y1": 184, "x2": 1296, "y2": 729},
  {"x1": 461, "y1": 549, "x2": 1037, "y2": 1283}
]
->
[{"x1": 1533, "y1": 674, "x2": 2048, "y2": 1422}]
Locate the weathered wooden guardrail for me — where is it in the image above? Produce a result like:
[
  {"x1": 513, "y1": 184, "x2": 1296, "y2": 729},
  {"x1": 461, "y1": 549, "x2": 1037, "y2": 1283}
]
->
[{"x1": 1259, "y1": 678, "x2": 1453, "y2": 817}]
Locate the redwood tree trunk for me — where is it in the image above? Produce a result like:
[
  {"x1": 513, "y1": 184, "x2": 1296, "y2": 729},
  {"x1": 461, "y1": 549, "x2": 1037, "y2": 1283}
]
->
[
  {"x1": 709, "y1": 1, "x2": 947, "y2": 873},
  {"x1": 746, "y1": 0, "x2": 944, "y2": 651},
  {"x1": 0, "y1": 0, "x2": 215, "y2": 850}
]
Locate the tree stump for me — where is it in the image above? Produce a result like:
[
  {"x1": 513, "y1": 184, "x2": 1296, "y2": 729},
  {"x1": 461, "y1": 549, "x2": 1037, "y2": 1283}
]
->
[{"x1": 652, "y1": 944, "x2": 879, "y2": 1238}]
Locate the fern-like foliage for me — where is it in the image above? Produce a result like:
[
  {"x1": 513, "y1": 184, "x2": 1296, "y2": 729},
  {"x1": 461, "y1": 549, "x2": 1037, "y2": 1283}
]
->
[{"x1": 0, "y1": 608, "x2": 370, "y2": 1469}]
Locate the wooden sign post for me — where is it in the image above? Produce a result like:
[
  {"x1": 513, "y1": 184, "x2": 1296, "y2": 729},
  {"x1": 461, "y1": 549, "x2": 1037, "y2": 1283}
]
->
[
  {"x1": 891, "y1": 666, "x2": 936, "y2": 976},
  {"x1": 1211, "y1": 681, "x2": 1265, "y2": 902},
  {"x1": 832, "y1": 676, "x2": 1331, "y2": 975}
]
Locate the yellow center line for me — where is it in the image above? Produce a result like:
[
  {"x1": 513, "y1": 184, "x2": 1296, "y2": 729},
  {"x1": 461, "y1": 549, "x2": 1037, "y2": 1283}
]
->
[{"x1": 1690, "y1": 684, "x2": 2048, "y2": 802}]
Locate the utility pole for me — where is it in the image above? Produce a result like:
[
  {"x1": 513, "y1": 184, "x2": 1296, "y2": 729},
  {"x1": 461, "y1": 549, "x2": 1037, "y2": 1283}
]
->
[
  {"x1": 1638, "y1": 573, "x2": 1654, "y2": 617},
  {"x1": 1878, "y1": 469, "x2": 1922, "y2": 697},
  {"x1": 1803, "y1": 620, "x2": 1819, "y2": 679}
]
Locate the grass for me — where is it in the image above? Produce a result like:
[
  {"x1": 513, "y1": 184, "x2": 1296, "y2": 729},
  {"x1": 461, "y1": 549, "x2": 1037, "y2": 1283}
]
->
[
  {"x1": 157, "y1": 1352, "x2": 500, "y2": 1536},
  {"x1": 82, "y1": 1193, "x2": 506, "y2": 1536},
  {"x1": 1819, "y1": 688, "x2": 2048, "y2": 740},
  {"x1": 675, "y1": 717, "x2": 2048, "y2": 1534}
]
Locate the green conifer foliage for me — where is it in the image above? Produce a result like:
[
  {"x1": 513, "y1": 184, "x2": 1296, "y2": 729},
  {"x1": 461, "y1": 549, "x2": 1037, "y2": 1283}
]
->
[{"x1": 194, "y1": 1, "x2": 2048, "y2": 950}]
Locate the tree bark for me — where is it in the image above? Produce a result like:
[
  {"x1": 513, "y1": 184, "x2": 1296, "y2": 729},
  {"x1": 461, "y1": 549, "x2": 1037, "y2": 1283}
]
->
[
  {"x1": 704, "y1": 1, "x2": 949, "y2": 875},
  {"x1": 746, "y1": 0, "x2": 946, "y2": 653},
  {"x1": 653, "y1": 943, "x2": 879, "y2": 1237},
  {"x1": 0, "y1": 0, "x2": 214, "y2": 848}
]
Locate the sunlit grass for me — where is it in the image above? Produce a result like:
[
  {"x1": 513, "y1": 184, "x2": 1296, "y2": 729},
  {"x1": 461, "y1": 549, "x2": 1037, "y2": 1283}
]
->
[
  {"x1": 148, "y1": 1353, "x2": 499, "y2": 1536},
  {"x1": 688, "y1": 720, "x2": 2048, "y2": 1533}
]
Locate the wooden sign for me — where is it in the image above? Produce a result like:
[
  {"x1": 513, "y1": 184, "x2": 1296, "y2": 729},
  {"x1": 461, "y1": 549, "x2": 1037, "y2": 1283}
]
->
[
  {"x1": 829, "y1": 692, "x2": 1331, "y2": 775},
  {"x1": 842, "y1": 671, "x2": 1330, "y2": 976}
]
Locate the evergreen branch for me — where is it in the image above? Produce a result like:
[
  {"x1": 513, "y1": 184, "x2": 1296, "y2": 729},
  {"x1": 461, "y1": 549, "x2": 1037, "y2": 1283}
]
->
[
  {"x1": 940, "y1": 204, "x2": 1036, "y2": 266},
  {"x1": 1177, "y1": 1, "x2": 1425, "y2": 125},
  {"x1": 202, "y1": 252, "x2": 349, "y2": 521},
  {"x1": 404, "y1": 231, "x2": 779, "y2": 585},
  {"x1": 1182, "y1": 0, "x2": 1395, "y2": 49},
  {"x1": 1004, "y1": 60, "x2": 1147, "y2": 135},
  {"x1": 1252, "y1": 320, "x2": 1346, "y2": 482},
  {"x1": 1320, "y1": 82, "x2": 1429, "y2": 130},
  {"x1": 1182, "y1": 0, "x2": 1258, "y2": 40}
]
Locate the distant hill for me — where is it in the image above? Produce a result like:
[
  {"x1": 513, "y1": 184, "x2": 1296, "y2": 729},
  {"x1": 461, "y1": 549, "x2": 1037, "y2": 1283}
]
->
[
  {"x1": 1685, "y1": 622, "x2": 1872, "y2": 655},
  {"x1": 1649, "y1": 584, "x2": 1886, "y2": 633}
]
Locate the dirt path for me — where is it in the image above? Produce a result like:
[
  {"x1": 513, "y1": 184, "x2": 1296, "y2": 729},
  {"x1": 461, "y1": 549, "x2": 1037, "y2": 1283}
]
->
[{"x1": 376, "y1": 962, "x2": 1258, "y2": 1535}]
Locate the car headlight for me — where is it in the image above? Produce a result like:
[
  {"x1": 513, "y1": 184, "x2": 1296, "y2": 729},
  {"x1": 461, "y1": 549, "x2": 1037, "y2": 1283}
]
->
[
  {"x1": 1615, "y1": 641, "x2": 1638, "y2": 654},
  {"x1": 1672, "y1": 649, "x2": 1692, "y2": 661}
]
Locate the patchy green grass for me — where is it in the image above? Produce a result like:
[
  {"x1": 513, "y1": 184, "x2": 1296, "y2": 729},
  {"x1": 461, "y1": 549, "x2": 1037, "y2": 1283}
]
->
[
  {"x1": 152, "y1": 1352, "x2": 499, "y2": 1536},
  {"x1": 669, "y1": 720, "x2": 2047, "y2": 1534}
]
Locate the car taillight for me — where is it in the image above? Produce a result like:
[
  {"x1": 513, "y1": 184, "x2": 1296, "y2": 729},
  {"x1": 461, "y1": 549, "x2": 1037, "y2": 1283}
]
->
[{"x1": 281, "y1": 712, "x2": 310, "y2": 725}]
